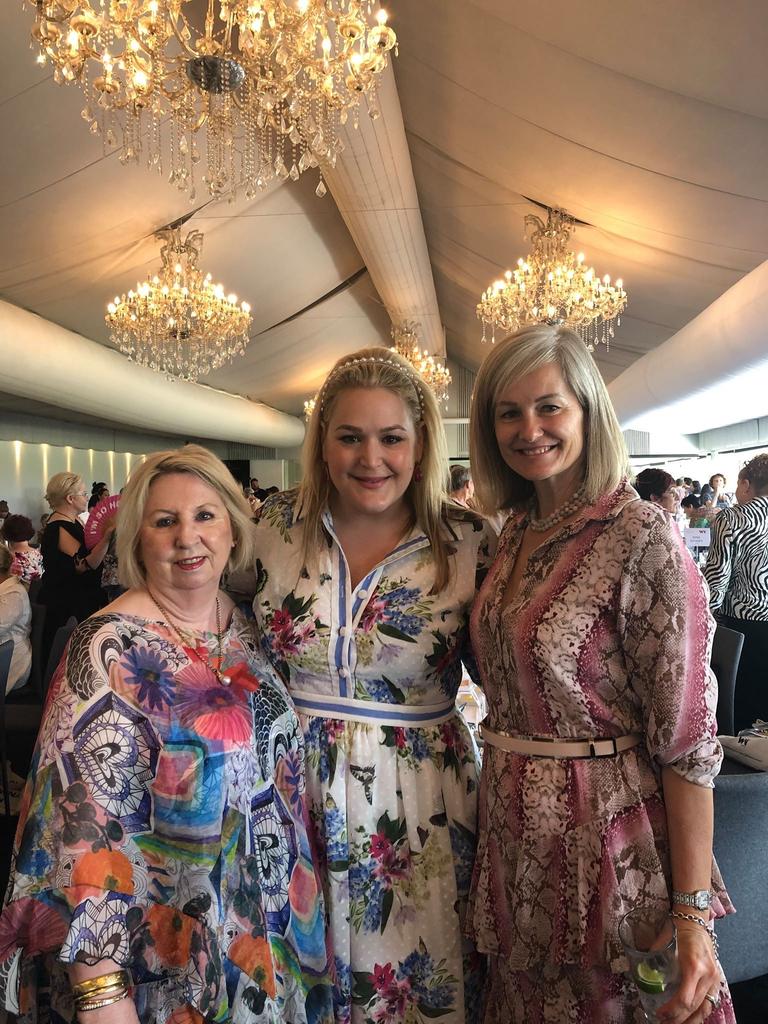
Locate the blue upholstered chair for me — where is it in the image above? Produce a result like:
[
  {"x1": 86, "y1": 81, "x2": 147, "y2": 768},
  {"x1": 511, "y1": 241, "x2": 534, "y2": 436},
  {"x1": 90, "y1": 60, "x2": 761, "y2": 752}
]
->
[{"x1": 713, "y1": 762, "x2": 768, "y2": 984}]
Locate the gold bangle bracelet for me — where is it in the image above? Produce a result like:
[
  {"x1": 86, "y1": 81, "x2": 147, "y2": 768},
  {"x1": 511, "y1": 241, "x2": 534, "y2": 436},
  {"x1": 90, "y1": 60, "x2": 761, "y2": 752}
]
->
[
  {"x1": 74, "y1": 978, "x2": 129, "y2": 996},
  {"x1": 72, "y1": 970, "x2": 131, "y2": 998},
  {"x1": 74, "y1": 984, "x2": 127, "y2": 1002},
  {"x1": 75, "y1": 990, "x2": 130, "y2": 1013}
]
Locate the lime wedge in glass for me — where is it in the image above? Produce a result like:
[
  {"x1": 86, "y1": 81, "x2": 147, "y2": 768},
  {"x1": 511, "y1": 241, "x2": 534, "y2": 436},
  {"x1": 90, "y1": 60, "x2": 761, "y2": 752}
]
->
[{"x1": 636, "y1": 962, "x2": 667, "y2": 994}]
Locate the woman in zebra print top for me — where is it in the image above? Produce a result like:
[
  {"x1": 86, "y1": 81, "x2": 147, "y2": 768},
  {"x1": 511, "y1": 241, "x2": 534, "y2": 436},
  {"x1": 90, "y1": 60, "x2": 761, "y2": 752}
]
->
[{"x1": 703, "y1": 453, "x2": 768, "y2": 731}]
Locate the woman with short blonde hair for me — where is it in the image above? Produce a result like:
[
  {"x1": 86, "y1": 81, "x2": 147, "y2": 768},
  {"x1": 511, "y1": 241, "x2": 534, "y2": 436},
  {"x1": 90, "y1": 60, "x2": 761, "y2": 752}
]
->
[
  {"x1": 253, "y1": 346, "x2": 496, "y2": 1024},
  {"x1": 470, "y1": 324, "x2": 628, "y2": 515},
  {"x1": 0, "y1": 444, "x2": 332, "y2": 1024},
  {"x1": 117, "y1": 444, "x2": 255, "y2": 589},
  {"x1": 38, "y1": 472, "x2": 111, "y2": 658},
  {"x1": 467, "y1": 324, "x2": 734, "y2": 1022}
]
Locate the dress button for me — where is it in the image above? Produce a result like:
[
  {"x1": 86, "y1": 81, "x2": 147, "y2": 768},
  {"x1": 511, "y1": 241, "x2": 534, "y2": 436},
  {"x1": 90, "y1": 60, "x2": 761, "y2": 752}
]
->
[
  {"x1": 338, "y1": 625, "x2": 346, "y2": 637},
  {"x1": 358, "y1": 588, "x2": 368, "y2": 599}
]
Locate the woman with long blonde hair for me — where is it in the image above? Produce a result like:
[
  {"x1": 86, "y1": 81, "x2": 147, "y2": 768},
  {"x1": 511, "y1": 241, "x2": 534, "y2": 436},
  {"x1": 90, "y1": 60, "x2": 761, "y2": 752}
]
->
[{"x1": 252, "y1": 346, "x2": 496, "y2": 1024}]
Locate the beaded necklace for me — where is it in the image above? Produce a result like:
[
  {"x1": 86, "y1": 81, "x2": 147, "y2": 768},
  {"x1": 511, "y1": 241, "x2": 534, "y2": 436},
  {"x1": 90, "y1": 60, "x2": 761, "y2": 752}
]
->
[
  {"x1": 528, "y1": 482, "x2": 588, "y2": 533},
  {"x1": 147, "y1": 589, "x2": 232, "y2": 686}
]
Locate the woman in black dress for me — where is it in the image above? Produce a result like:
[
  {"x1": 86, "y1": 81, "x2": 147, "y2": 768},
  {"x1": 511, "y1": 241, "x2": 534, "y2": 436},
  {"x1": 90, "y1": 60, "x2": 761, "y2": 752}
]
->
[{"x1": 38, "y1": 472, "x2": 112, "y2": 658}]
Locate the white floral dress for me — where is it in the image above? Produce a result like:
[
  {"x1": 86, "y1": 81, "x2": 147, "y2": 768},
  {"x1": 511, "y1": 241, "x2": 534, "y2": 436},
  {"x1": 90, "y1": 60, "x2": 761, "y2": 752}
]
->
[{"x1": 252, "y1": 492, "x2": 496, "y2": 1024}]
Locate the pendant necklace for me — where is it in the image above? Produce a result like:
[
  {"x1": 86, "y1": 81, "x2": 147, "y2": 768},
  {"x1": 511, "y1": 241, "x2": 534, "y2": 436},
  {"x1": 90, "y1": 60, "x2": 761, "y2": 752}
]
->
[{"x1": 148, "y1": 589, "x2": 232, "y2": 686}]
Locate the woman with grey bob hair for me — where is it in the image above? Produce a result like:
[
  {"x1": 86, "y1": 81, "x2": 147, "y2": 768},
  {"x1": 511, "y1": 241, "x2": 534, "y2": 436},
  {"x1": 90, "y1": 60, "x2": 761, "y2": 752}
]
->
[
  {"x1": 466, "y1": 325, "x2": 734, "y2": 1023},
  {"x1": 0, "y1": 444, "x2": 334, "y2": 1024}
]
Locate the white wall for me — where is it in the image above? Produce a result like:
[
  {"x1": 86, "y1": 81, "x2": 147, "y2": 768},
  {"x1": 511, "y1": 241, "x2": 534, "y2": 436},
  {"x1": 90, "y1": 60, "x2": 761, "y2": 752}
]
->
[
  {"x1": 0, "y1": 439, "x2": 148, "y2": 523},
  {"x1": 248, "y1": 460, "x2": 288, "y2": 491}
]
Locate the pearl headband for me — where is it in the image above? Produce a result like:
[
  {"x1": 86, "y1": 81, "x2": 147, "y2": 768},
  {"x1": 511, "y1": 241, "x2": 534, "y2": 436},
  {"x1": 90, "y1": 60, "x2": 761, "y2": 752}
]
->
[{"x1": 318, "y1": 356, "x2": 425, "y2": 419}]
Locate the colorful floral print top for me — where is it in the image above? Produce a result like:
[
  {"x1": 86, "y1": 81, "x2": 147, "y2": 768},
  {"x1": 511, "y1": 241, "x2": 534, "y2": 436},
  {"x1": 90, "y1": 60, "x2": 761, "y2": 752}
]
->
[
  {"x1": 11, "y1": 547, "x2": 44, "y2": 586},
  {"x1": 0, "y1": 608, "x2": 333, "y2": 1024},
  {"x1": 252, "y1": 492, "x2": 496, "y2": 1024}
]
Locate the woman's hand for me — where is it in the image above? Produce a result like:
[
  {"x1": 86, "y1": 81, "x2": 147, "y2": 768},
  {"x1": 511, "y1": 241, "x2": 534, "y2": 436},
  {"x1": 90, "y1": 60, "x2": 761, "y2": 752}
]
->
[{"x1": 658, "y1": 921, "x2": 723, "y2": 1022}]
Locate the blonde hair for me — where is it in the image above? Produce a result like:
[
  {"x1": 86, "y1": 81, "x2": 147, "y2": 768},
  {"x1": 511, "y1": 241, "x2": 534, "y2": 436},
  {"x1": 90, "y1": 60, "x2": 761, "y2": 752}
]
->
[
  {"x1": 470, "y1": 324, "x2": 629, "y2": 514},
  {"x1": 298, "y1": 346, "x2": 458, "y2": 591},
  {"x1": 45, "y1": 472, "x2": 85, "y2": 510},
  {"x1": 116, "y1": 444, "x2": 255, "y2": 589}
]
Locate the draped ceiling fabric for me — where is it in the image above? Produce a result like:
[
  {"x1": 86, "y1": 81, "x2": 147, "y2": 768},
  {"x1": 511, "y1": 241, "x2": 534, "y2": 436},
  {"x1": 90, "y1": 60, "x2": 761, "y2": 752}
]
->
[
  {"x1": 321, "y1": 65, "x2": 445, "y2": 356},
  {"x1": 609, "y1": 260, "x2": 768, "y2": 434},
  {"x1": 2, "y1": 0, "x2": 768, "y2": 437},
  {"x1": 387, "y1": 0, "x2": 768, "y2": 397}
]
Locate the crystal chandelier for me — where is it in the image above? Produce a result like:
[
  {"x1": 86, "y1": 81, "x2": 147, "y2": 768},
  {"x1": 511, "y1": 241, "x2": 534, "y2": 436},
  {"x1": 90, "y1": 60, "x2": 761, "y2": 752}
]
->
[
  {"x1": 28, "y1": 0, "x2": 397, "y2": 201},
  {"x1": 390, "y1": 321, "x2": 452, "y2": 405},
  {"x1": 106, "y1": 225, "x2": 252, "y2": 381},
  {"x1": 303, "y1": 395, "x2": 317, "y2": 420},
  {"x1": 477, "y1": 208, "x2": 627, "y2": 351}
]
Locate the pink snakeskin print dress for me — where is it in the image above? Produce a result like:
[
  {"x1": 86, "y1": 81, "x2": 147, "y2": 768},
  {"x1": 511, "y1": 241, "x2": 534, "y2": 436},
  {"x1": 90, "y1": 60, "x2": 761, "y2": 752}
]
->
[{"x1": 468, "y1": 482, "x2": 736, "y2": 1024}]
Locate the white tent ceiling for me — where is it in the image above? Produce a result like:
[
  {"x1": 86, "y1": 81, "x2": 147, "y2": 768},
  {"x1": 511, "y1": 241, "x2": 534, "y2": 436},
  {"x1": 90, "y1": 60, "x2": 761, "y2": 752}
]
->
[{"x1": 2, "y1": 0, "x2": 767, "y2": 437}]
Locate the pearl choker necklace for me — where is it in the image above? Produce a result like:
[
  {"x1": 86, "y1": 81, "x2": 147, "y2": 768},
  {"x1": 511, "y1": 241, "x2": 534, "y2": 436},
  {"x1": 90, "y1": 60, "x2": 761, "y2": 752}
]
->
[{"x1": 528, "y1": 483, "x2": 588, "y2": 532}]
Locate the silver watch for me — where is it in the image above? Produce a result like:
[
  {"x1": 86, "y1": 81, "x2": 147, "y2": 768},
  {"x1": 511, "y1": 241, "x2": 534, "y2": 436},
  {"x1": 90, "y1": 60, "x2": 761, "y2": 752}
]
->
[{"x1": 671, "y1": 889, "x2": 712, "y2": 911}]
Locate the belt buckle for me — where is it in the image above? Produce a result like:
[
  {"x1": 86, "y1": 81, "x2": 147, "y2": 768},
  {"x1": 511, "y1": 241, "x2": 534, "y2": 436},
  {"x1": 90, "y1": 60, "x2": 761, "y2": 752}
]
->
[{"x1": 588, "y1": 737, "x2": 618, "y2": 758}]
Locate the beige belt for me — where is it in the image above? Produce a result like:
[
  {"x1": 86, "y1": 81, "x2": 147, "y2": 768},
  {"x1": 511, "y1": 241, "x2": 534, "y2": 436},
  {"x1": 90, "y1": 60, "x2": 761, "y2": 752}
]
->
[{"x1": 480, "y1": 723, "x2": 642, "y2": 759}]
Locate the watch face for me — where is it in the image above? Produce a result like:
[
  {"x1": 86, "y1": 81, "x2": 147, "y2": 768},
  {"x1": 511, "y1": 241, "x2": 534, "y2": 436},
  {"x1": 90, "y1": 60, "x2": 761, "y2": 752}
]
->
[{"x1": 694, "y1": 891, "x2": 711, "y2": 910}]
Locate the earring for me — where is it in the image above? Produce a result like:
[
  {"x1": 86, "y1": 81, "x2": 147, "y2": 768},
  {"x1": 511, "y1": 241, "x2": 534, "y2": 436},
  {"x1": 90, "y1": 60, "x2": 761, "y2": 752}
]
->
[{"x1": 413, "y1": 463, "x2": 422, "y2": 483}]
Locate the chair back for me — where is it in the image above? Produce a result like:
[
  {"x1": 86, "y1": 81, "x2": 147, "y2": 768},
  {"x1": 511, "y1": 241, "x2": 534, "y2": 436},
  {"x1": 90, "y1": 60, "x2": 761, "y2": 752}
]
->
[
  {"x1": 43, "y1": 617, "x2": 78, "y2": 695},
  {"x1": 713, "y1": 767, "x2": 768, "y2": 983},
  {"x1": 0, "y1": 639, "x2": 14, "y2": 704},
  {"x1": 27, "y1": 576, "x2": 43, "y2": 604},
  {"x1": 0, "y1": 638, "x2": 15, "y2": 815},
  {"x1": 27, "y1": 603, "x2": 47, "y2": 697},
  {"x1": 711, "y1": 623, "x2": 744, "y2": 736}
]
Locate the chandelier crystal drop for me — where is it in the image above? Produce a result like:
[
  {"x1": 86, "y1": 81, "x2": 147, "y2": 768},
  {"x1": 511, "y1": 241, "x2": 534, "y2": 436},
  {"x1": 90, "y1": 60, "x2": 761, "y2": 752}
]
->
[
  {"x1": 28, "y1": 0, "x2": 397, "y2": 201},
  {"x1": 105, "y1": 226, "x2": 253, "y2": 381},
  {"x1": 476, "y1": 208, "x2": 627, "y2": 352},
  {"x1": 303, "y1": 395, "x2": 317, "y2": 420},
  {"x1": 389, "y1": 321, "x2": 452, "y2": 405}
]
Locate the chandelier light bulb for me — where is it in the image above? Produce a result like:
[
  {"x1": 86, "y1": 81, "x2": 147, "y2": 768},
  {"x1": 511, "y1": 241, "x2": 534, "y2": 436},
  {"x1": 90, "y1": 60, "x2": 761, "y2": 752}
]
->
[
  {"x1": 389, "y1": 321, "x2": 452, "y2": 406},
  {"x1": 27, "y1": 0, "x2": 397, "y2": 201},
  {"x1": 476, "y1": 207, "x2": 627, "y2": 351},
  {"x1": 105, "y1": 226, "x2": 253, "y2": 382}
]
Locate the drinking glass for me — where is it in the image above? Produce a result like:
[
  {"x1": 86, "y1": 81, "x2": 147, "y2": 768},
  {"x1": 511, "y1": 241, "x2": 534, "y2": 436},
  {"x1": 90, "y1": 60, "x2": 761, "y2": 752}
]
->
[{"x1": 619, "y1": 906, "x2": 680, "y2": 1022}]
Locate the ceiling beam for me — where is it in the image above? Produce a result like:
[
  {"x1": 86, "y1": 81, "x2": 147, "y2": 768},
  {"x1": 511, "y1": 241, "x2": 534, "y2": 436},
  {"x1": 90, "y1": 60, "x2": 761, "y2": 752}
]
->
[
  {"x1": 0, "y1": 300, "x2": 304, "y2": 448},
  {"x1": 321, "y1": 64, "x2": 445, "y2": 355}
]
